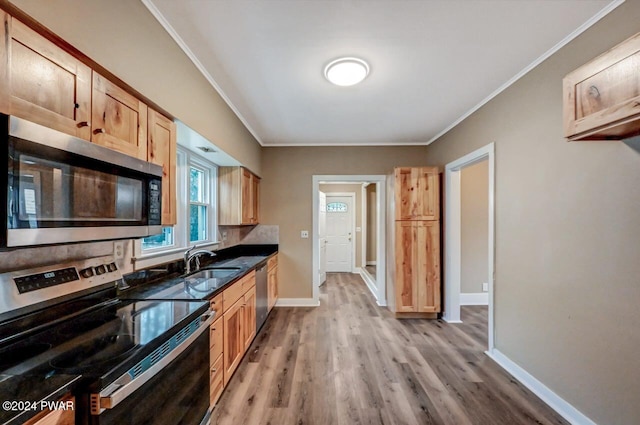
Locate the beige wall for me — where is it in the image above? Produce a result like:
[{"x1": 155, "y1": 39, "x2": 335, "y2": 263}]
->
[
  {"x1": 10, "y1": 0, "x2": 262, "y2": 175},
  {"x1": 320, "y1": 184, "x2": 363, "y2": 269},
  {"x1": 261, "y1": 146, "x2": 427, "y2": 298},
  {"x1": 424, "y1": 2, "x2": 640, "y2": 424},
  {"x1": 366, "y1": 184, "x2": 377, "y2": 263},
  {"x1": 460, "y1": 160, "x2": 488, "y2": 294}
]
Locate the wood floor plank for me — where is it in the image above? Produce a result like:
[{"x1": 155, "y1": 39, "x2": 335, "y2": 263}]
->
[{"x1": 211, "y1": 273, "x2": 570, "y2": 425}]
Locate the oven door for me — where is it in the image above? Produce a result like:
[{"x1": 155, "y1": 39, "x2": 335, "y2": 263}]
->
[
  {"x1": 2, "y1": 114, "x2": 162, "y2": 247},
  {"x1": 89, "y1": 314, "x2": 214, "y2": 425}
]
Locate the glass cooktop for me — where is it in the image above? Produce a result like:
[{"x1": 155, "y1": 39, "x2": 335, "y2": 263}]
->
[{"x1": 0, "y1": 298, "x2": 208, "y2": 388}]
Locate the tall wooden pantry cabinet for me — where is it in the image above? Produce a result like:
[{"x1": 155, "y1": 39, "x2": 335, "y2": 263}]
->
[{"x1": 387, "y1": 167, "x2": 441, "y2": 318}]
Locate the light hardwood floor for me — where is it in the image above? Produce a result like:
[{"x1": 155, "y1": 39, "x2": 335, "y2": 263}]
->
[{"x1": 210, "y1": 273, "x2": 568, "y2": 425}]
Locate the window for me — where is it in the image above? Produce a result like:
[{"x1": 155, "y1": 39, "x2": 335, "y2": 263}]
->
[
  {"x1": 189, "y1": 165, "x2": 209, "y2": 243},
  {"x1": 141, "y1": 147, "x2": 217, "y2": 254},
  {"x1": 326, "y1": 202, "x2": 348, "y2": 212}
]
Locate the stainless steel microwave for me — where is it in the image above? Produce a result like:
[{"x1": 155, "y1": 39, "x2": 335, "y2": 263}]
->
[{"x1": 1, "y1": 114, "x2": 162, "y2": 248}]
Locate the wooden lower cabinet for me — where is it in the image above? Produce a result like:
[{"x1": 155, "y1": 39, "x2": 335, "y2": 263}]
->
[
  {"x1": 23, "y1": 395, "x2": 74, "y2": 425},
  {"x1": 267, "y1": 255, "x2": 278, "y2": 311},
  {"x1": 222, "y1": 297, "x2": 244, "y2": 386},
  {"x1": 243, "y1": 285, "x2": 256, "y2": 351},
  {"x1": 221, "y1": 271, "x2": 257, "y2": 386},
  {"x1": 395, "y1": 221, "x2": 441, "y2": 313},
  {"x1": 209, "y1": 354, "x2": 224, "y2": 408}
]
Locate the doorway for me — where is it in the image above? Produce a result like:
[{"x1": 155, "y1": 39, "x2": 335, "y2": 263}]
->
[
  {"x1": 324, "y1": 193, "x2": 355, "y2": 273},
  {"x1": 312, "y1": 175, "x2": 387, "y2": 307},
  {"x1": 443, "y1": 143, "x2": 495, "y2": 353}
]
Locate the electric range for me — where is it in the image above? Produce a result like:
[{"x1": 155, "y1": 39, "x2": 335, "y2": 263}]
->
[{"x1": 0, "y1": 256, "x2": 212, "y2": 425}]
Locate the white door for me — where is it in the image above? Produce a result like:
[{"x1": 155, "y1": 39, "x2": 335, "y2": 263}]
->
[
  {"x1": 319, "y1": 191, "x2": 327, "y2": 285},
  {"x1": 325, "y1": 195, "x2": 354, "y2": 272}
]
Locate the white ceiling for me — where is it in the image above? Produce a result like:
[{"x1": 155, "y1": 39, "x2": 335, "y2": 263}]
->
[{"x1": 144, "y1": 0, "x2": 620, "y2": 147}]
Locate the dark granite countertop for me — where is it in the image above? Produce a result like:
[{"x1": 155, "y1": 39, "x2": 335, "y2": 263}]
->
[
  {"x1": 0, "y1": 373, "x2": 80, "y2": 425},
  {"x1": 120, "y1": 244, "x2": 278, "y2": 302}
]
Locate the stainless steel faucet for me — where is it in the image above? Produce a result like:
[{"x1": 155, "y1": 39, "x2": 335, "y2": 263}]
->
[{"x1": 184, "y1": 245, "x2": 217, "y2": 275}]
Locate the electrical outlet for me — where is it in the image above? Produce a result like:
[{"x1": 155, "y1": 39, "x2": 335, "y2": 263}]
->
[
  {"x1": 222, "y1": 231, "x2": 227, "y2": 241},
  {"x1": 301, "y1": 230, "x2": 309, "y2": 239},
  {"x1": 114, "y1": 241, "x2": 125, "y2": 260},
  {"x1": 482, "y1": 282, "x2": 489, "y2": 292}
]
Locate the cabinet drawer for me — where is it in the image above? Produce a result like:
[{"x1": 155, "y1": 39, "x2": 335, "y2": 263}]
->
[
  {"x1": 242, "y1": 270, "x2": 256, "y2": 294},
  {"x1": 209, "y1": 354, "x2": 224, "y2": 408},
  {"x1": 210, "y1": 317, "x2": 223, "y2": 362},
  {"x1": 223, "y1": 279, "x2": 244, "y2": 313},
  {"x1": 267, "y1": 255, "x2": 277, "y2": 271},
  {"x1": 210, "y1": 292, "x2": 223, "y2": 316}
]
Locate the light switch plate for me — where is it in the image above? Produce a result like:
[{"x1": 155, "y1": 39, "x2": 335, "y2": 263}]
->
[
  {"x1": 482, "y1": 282, "x2": 489, "y2": 292},
  {"x1": 301, "y1": 230, "x2": 309, "y2": 238}
]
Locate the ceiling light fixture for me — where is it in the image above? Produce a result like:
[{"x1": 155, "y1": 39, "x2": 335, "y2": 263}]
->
[{"x1": 324, "y1": 57, "x2": 369, "y2": 86}]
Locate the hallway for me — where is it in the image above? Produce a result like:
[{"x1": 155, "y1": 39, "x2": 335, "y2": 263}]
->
[{"x1": 210, "y1": 273, "x2": 568, "y2": 425}]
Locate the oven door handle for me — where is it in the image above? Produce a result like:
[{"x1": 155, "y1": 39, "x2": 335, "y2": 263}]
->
[{"x1": 91, "y1": 311, "x2": 215, "y2": 415}]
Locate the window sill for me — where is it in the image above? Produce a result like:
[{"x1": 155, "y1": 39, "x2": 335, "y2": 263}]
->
[{"x1": 133, "y1": 241, "x2": 221, "y2": 270}]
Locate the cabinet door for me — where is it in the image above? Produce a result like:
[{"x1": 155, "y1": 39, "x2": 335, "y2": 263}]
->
[
  {"x1": 395, "y1": 167, "x2": 439, "y2": 221},
  {"x1": 241, "y1": 168, "x2": 252, "y2": 224},
  {"x1": 148, "y1": 109, "x2": 176, "y2": 225},
  {"x1": 209, "y1": 356, "x2": 225, "y2": 408},
  {"x1": 267, "y1": 257, "x2": 278, "y2": 312},
  {"x1": 223, "y1": 298, "x2": 244, "y2": 386},
  {"x1": 395, "y1": 221, "x2": 419, "y2": 312},
  {"x1": 91, "y1": 72, "x2": 148, "y2": 159},
  {"x1": 395, "y1": 221, "x2": 441, "y2": 313},
  {"x1": 251, "y1": 175, "x2": 260, "y2": 224},
  {"x1": 9, "y1": 18, "x2": 91, "y2": 139},
  {"x1": 210, "y1": 316, "x2": 223, "y2": 366},
  {"x1": 243, "y1": 286, "x2": 256, "y2": 351},
  {"x1": 209, "y1": 354, "x2": 224, "y2": 409},
  {"x1": 415, "y1": 221, "x2": 441, "y2": 313},
  {"x1": 0, "y1": 12, "x2": 10, "y2": 114},
  {"x1": 563, "y1": 32, "x2": 640, "y2": 140}
]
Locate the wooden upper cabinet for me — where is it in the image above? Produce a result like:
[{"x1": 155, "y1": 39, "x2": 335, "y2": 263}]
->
[
  {"x1": 8, "y1": 17, "x2": 91, "y2": 139},
  {"x1": 0, "y1": 12, "x2": 9, "y2": 114},
  {"x1": 91, "y1": 72, "x2": 148, "y2": 160},
  {"x1": 395, "y1": 221, "x2": 440, "y2": 313},
  {"x1": 148, "y1": 109, "x2": 177, "y2": 225},
  {"x1": 219, "y1": 166, "x2": 260, "y2": 225},
  {"x1": 394, "y1": 167, "x2": 439, "y2": 221},
  {"x1": 564, "y1": 31, "x2": 640, "y2": 141}
]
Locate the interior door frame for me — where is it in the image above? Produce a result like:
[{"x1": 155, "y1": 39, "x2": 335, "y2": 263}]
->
[
  {"x1": 443, "y1": 142, "x2": 495, "y2": 353},
  {"x1": 324, "y1": 192, "x2": 356, "y2": 273},
  {"x1": 312, "y1": 175, "x2": 387, "y2": 306}
]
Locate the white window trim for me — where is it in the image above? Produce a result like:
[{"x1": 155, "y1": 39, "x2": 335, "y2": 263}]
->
[{"x1": 133, "y1": 147, "x2": 219, "y2": 268}]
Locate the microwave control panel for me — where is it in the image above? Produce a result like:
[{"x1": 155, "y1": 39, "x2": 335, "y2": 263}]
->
[{"x1": 149, "y1": 179, "x2": 162, "y2": 225}]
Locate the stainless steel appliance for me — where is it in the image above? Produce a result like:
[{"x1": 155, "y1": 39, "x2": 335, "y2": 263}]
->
[
  {"x1": 0, "y1": 256, "x2": 212, "y2": 425},
  {"x1": 1, "y1": 114, "x2": 163, "y2": 248},
  {"x1": 255, "y1": 262, "x2": 268, "y2": 331}
]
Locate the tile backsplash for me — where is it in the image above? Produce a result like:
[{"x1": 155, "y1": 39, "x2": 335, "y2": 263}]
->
[
  {"x1": 0, "y1": 240, "x2": 114, "y2": 273},
  {"x1": 216, "y1": 224, "x2": 279, "y2": 249},
  {"x1": 0, "y1": 225, "x2": 278, "y2": 273}
]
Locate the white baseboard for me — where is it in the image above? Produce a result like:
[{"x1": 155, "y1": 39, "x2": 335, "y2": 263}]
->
[
  {"x1": 460, "y1": 292, "x2": 489, "y2": 305},
  {"x1": 358, "y1": 268, "x2": 379, "y2": 302},
  {"x1": 486, "y1": 349, "x2": 598, "y2": 425},
  {"x1": 366, "y1": 261, "x2": 377, "y2": 266},
  {"x1": 274, "y1": 298, "x2": 320, "y2": 307}
]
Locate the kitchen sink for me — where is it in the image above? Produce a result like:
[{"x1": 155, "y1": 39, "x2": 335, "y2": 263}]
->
[{"x1": 188, "y1": 268, "x2": 240, "y2": 280}]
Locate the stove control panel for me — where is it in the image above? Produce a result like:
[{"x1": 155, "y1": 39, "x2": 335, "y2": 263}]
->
[
  {"x1": 14, "y1": 267, "x2": 79, "y2": 294},
  {"x1": 0, "y1": 255, "x2": 123, "y2": 316}
]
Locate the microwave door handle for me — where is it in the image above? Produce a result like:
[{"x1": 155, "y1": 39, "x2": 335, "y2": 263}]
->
[{"x1": 91, "y1": 312, "x2": 215, "y2": 415}]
